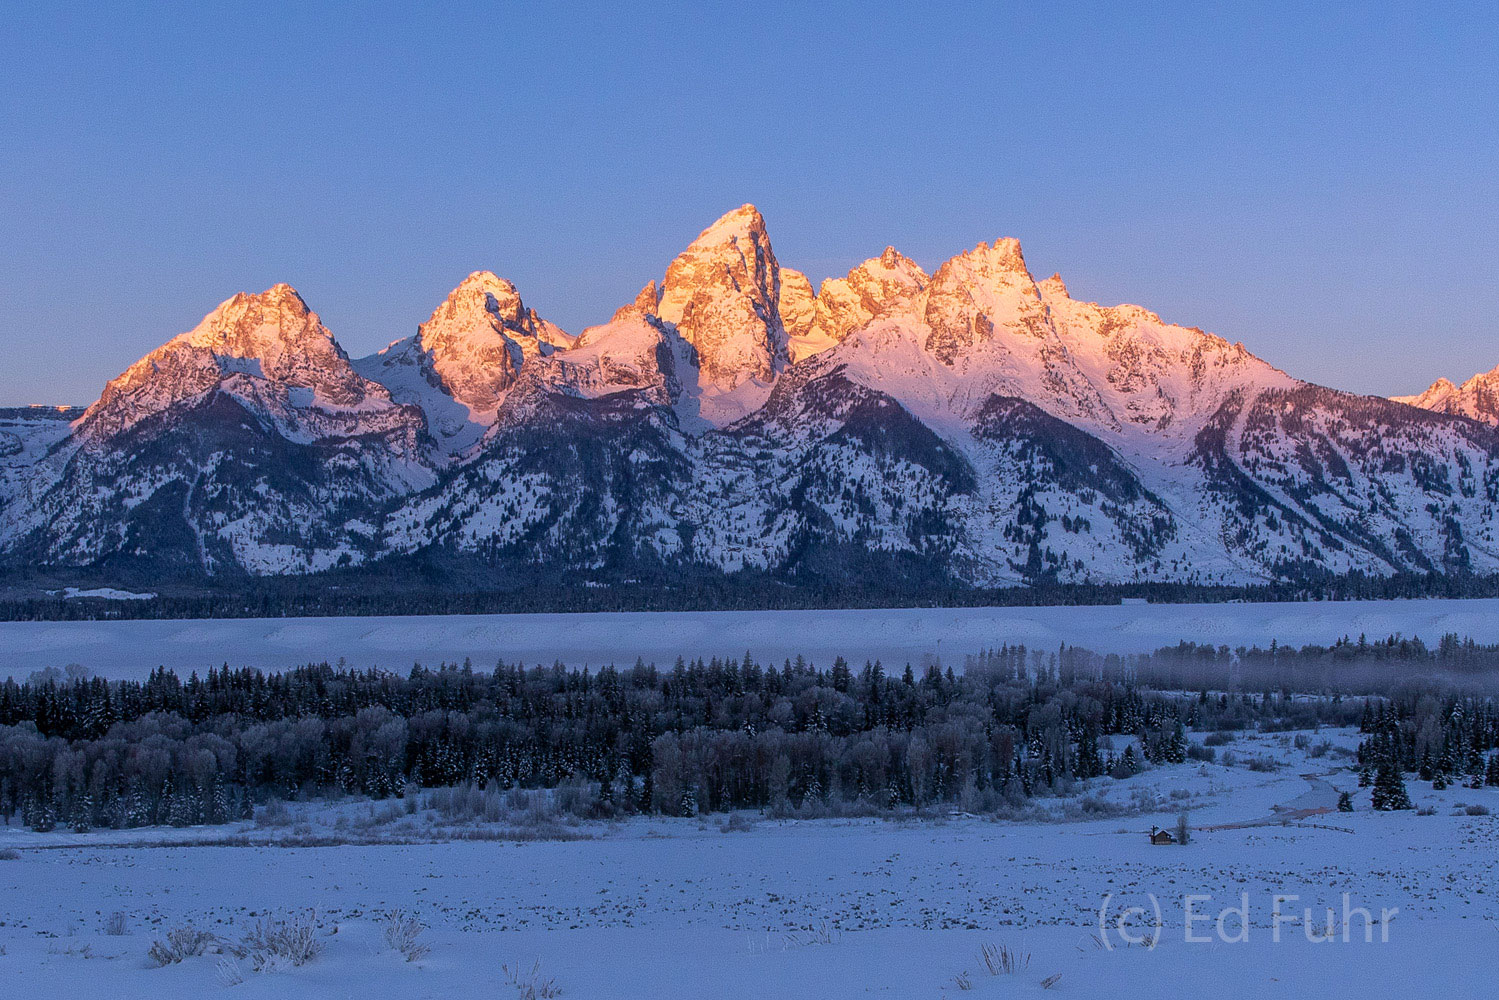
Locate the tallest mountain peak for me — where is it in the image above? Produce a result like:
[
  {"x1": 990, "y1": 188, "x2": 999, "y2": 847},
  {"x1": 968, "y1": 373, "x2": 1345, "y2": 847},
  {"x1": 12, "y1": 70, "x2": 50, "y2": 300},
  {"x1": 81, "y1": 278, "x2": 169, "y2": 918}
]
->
[
  {"x1": 692, "y1": 203, "x2": 765, "y2": 244},
  {"x1": 656, "y1": 204, "x2": 787, "y2": 389}
]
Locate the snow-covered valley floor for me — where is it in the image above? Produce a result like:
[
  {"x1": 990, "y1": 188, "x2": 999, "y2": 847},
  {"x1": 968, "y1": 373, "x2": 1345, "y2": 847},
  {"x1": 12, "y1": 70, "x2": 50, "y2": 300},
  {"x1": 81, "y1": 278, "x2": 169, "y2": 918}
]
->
[
  {"x1": 1, "y1": 729, "x2": 1491, "y2": 998},
  {"x1": 10, "y1": 597, "x2": 1499, "y2": 681}
]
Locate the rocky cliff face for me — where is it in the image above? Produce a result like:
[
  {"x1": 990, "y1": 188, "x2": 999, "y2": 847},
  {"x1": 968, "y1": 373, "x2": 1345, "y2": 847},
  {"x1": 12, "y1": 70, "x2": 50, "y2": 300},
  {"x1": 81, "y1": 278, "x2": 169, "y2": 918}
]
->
[
  {"x1": 5, "y1": 206, "x2": 1496, "y2": 592},
  {"x1": 655, "y1": 204, "x2": 789, "y2": 390},
  {"x1": 785, "y1": 247, "x2": 928, "y2": 364}
]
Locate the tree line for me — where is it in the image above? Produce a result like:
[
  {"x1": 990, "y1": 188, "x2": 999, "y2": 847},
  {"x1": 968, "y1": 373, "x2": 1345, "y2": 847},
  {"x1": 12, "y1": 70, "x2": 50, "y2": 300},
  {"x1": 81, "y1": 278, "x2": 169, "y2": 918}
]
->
[{"x1": 5, "y1": 567, "x2": 1499, "y2": 622}]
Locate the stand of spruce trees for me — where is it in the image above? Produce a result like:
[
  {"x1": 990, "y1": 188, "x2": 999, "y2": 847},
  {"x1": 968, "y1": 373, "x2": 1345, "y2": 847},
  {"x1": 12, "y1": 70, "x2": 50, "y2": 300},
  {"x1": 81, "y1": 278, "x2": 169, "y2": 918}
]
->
[{"x1": 0, "y1": 635, "x2": 1495, "y2": 831}]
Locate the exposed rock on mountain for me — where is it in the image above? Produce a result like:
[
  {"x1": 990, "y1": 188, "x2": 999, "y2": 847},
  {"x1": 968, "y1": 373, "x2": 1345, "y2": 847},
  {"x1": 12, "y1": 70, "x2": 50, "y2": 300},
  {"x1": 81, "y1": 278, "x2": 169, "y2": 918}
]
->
[
  {"x1": 353, "y1": 271, "x2": 571, "y2": 453},
  {"x1": 785, "y1": 247, "x2": 928, "y2": 364},
  {"x1": 656, "y1": 204, "x2": 789, "y2": 390},
  {"x1": 778, "y1": 268, "x2": 818, "y2": 359}
]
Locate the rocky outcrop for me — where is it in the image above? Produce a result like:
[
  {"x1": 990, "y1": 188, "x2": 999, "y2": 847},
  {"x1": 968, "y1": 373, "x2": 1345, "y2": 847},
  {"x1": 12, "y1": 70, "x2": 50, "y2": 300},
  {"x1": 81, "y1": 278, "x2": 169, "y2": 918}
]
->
[{"x1": 354, "y1": 272, "x2": 570, "y2": 453}]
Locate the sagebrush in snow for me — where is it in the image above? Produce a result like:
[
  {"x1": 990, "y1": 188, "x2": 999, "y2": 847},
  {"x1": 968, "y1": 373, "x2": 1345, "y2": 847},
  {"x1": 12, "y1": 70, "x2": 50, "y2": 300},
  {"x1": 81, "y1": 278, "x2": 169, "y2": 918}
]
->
[
  {"x1": 239, "y1": 912, "x2": 323, "y2": 970},
  {"x1": 978, "y1": 941, "x2": 1029, "y2": 975},
  {"x1": 381, "y1": 909, "x2": 430, "y2": 962},
  {"x1": 148, "y1": 925, "x2": 218, "y2": 966},
  {"x1": 502, "y1": 958, "x2": 562, "y2": 999},
  {"x1": 216, "y1": 956, "x2": 245, "y2": 987}
]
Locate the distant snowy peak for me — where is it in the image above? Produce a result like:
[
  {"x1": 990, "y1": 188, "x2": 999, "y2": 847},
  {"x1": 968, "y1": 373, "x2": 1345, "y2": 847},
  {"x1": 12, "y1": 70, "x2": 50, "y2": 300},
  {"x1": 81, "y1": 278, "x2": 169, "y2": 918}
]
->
[
  {"x1": 80, "y1": 283, "x2": 412, "y2": 444},
  {"x1": 656, "y1": 204, "x2": 789, "y2": 388},
  {"x1": 1394, "y1": 364, "x2": 1499, "y2": 425},
  {"x1": 355, "y1": 271, "x2": 572, "y2": 452}
]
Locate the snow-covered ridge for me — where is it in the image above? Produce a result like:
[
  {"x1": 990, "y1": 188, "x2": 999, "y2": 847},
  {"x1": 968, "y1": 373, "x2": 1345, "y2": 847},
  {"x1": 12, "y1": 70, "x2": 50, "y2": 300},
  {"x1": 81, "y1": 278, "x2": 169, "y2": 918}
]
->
[
  {"x1": 1394, "y1": 363, "x2": 1499, "y2": 425},
  {"x1": 2, "y1": 204, "x2": 1496, "y2": 588}
]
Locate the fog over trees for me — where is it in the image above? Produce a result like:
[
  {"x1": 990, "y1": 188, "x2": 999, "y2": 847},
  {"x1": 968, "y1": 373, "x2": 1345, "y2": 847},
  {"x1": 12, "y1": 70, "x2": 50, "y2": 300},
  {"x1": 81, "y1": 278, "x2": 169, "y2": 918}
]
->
[{"x1": 1, "y1": 634, "x2": 1496, "y2": 832}]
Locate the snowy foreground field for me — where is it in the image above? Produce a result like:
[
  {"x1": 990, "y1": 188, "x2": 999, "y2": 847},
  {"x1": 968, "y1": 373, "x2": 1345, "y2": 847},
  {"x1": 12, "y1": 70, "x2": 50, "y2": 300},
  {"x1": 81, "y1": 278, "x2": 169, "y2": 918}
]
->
[
  {"x1": 1, "y1": 728, "x2": 1492, "y2": 999},
  {"x1": 10, "y1": 598, "x2": 1499, "y2": 680}
]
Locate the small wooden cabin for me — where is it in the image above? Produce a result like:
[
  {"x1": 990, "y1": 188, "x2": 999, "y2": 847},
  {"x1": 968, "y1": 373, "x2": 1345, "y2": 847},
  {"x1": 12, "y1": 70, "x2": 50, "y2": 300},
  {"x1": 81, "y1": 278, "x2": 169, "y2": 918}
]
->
[{"x1": 1148, "y1": 827, "x2": 1176, "y2": 845}]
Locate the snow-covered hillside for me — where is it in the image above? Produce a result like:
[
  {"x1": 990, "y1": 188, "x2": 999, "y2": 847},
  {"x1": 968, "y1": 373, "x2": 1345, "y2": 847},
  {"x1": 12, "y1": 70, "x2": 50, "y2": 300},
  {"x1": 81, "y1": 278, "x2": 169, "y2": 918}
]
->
[{"x1": 3, "y1": 206, "x2": 1497, "y2": 591}]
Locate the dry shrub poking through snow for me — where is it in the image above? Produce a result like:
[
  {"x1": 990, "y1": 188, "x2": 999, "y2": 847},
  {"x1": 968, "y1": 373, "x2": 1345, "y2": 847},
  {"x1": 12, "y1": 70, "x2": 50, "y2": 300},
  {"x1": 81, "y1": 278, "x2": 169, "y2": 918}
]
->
[
  {"x1": 381, "y1": 909, "x2": 430, "y2": 962},
  {"x1": 104, "y1": 911, "x2": 129, "y2": 936},
  {"x1": 239, "y1": 911, "x2": 323, "y2": 971},
  {"x1": 0, "y1": 848, "x2": 20, "y2": 860},
  {"x1": 148, "y1": 925, "x2": 218, "y2": 966},
  {"x1": 978, "y1": 941, "x2": 1029, "y2": 975},
  {"x1": 216, "y1": 955, "x2": 245, "y2": 987},
  {"x1": 502, "y1": 958, "x2": 562, "y2": 999},
  {"x1": 782, "y1": 919, "x2": 841, "y2": 948}
]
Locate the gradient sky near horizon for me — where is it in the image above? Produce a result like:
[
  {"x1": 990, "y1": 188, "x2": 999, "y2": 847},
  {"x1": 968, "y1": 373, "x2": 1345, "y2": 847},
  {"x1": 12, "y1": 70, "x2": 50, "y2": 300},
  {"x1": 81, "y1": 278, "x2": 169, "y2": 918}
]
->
[{"x1": 3, "y1": 2, "x2": 1496, "y2": 405}]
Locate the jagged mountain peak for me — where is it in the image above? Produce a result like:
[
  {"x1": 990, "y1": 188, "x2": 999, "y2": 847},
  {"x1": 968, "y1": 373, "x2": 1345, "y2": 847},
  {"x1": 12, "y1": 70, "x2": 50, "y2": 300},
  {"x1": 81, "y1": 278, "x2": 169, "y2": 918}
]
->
[
  {"x1": 181, "y1": 282, "x2": 336, "y2": 361},
  {"x1": 1038, "y1": 272, "x2": 1069, "y2": 298},
  {"x1": 655, "y1": 205, "x2": 787, "y2": 391},
  {"x1": 418, "y1": 269, "x2": 569, "y2": 361},
  {"x1": 442, "y1": 269, "x2": 523, "y2": 317},
  {"x1": 76, "y1": 283, "x2": 396, "y2": 445},
  {"x1": 779, "y1": 268, "x2": 819, "y2": 355},
  {"x1": 612, "y1": 281, "x2": 662, "y2": 322},
  {"x1": 62, "y1": 277, "x2": 434, "y2": 488},
  {"x1": 689, "y1": 203, "x2": 767, "y2": 245},
  {"x1": 944, "y1": 238, "x2": 1033, "y2": 283},
  {"x1": 919, "y1": 238, "x2": 1048, "y2": 366},
  {"x1": 1394, "y1": 363, "x2": 1499, "y2": 425},
  {"x1": 350, "y1": 271, "x2": 571, "y2": 454},
  {"x1": 786, "y1": 248, "x2": 930, "y2": 364}
]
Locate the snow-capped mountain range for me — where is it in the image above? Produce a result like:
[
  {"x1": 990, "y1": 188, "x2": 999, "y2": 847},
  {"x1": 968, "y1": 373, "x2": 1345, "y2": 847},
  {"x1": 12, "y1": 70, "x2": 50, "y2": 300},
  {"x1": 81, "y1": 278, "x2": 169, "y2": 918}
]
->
[{"x1": 4, "y1": 205, "x2": 1498, "y2": 594}]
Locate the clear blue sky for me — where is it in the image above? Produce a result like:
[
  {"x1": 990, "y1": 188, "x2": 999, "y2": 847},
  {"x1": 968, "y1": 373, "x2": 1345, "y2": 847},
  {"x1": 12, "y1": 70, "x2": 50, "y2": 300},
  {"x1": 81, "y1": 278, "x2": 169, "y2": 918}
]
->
[{"x1": 3, "y1": 2, "x2": 1496, "y2": 404}]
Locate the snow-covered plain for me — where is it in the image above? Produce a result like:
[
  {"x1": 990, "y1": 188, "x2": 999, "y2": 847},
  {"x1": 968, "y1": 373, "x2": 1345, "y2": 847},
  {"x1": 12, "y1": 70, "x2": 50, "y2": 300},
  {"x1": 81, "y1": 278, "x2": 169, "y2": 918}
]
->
[
  {"x1": 0, "y1": 728, "x2": 1491, "y2": 998},
  {"x1": 7, "y1": 598, "x2": 1499, "y2": 681}
]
